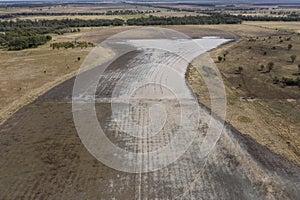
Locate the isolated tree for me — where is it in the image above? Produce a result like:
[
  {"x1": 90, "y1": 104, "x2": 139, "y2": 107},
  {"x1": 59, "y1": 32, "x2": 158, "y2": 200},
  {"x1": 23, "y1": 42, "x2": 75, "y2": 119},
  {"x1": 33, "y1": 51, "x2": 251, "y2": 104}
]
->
[
  {"x1": 298, "y1": 64, "x2": 300, "y2": 72},
  {"x1": 267, "y1": 62, "x2": 274, "y2": 72},
  {"x1": 218, "y1": 56, "x2": 223, "y2": 62},
  {"x1": 77, "y1": 57, "x2": 81, "y2": 61},
  {"x1": 291, "y1": 55, "x2": 297, "y2": 63},
  {"x1": 288, "y1": 44, "x2": 293, "y2": 50}
]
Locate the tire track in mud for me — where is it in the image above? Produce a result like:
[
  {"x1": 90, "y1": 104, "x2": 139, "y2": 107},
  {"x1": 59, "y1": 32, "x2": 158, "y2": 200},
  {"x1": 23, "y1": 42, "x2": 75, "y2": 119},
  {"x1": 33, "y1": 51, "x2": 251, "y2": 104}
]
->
[{"x1": 0, "y1": 39, "x2": 300, "y2": 199}]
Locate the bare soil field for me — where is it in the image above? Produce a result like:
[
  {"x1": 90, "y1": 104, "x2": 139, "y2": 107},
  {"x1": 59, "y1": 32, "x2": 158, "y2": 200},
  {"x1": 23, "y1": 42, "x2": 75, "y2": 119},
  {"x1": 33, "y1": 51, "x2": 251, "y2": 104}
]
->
[
  {"x1": 0, "y1": 24, "x2": 300, "y2": 199},
  {"x1": 1, "y1": 36, "x2": 300, "y2": 198}
]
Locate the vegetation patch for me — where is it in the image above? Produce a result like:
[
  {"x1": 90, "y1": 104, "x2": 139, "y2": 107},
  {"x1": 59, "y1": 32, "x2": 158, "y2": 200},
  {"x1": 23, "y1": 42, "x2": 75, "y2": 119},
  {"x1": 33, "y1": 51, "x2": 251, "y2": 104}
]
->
[
  {"x1": 0, "y1": 30, "x2": 52, "y2": 50},
  {"x1": 275, "y1": 77, "x2": 300, "y2": 87},
  {"x1": 50, "y1": 41, "x2": 95, "y2": 49},
  {"x1": 237, "y1": 115, "x2": 253, "y2": 123},
  {"x1": 127, "y1": 14, "x2": 241, "y2": 25}
]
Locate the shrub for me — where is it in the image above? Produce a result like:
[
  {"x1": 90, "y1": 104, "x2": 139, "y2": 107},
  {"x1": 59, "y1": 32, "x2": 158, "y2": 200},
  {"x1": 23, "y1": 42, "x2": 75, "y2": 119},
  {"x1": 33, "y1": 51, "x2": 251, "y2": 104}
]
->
[
  {"x1": 291, "y1": 55, "x2": 297, "y2": 63},
  {"x1": 267, "y1": 62, "x2": 274, "y2": 72},
  {"x1": 235, "y1": 66, "x2": 244, "y2": 74},
  {"x1": 273, "y1": 76, "x2": 280, "y2": 84},
  {"x1": 281, "y1": 77, "x2": 300, "y2": 86},
  {"x1": 218, "y1": 56, "x2": 223, "y2": 62}
]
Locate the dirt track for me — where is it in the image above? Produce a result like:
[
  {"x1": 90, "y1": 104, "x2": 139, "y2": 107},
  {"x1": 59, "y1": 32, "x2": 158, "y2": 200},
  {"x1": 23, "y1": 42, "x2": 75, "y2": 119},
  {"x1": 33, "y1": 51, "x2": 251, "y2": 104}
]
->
[{"x1": 0, "y1": 28, "x2": 300, "y2": 199}]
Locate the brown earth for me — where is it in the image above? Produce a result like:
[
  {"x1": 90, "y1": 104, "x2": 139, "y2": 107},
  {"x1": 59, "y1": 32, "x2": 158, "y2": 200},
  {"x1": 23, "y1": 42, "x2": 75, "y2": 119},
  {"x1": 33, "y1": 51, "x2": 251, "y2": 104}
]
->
[
  {"x1": 1, "y1": 42, "x2": 300, "y2": 199},
  {"x1": 0, "y1": 24, "x2": 300, "y2": 199}
]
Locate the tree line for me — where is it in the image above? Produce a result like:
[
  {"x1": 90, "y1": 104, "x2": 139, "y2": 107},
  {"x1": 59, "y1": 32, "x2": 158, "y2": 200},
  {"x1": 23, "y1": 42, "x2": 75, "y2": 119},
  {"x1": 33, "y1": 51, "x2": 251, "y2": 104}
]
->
[
  {"x1": 127, "y1": 14, "x2": 241, "y2": 26},
  {"x1": 0, "y1": 10, "x2": 159, "y2": 19},
  {"x1": 235, "y1": 14, "x2": 300, "y2": 22},
  {"x1": 0, "y1": 30, "x2": 52, "y2": 51},
  {"x1": 0, "y1": 14, "x2": 242, "y2": 33},
  {"x1": 50, "y1": 41, "x2": 95, "y2": 49},
  {"x1": 0, "y1": 18, "x2": 125, "y2": 35},
  {"x1": 0, "y1": 14, "x2": 243, "y2": 51}
]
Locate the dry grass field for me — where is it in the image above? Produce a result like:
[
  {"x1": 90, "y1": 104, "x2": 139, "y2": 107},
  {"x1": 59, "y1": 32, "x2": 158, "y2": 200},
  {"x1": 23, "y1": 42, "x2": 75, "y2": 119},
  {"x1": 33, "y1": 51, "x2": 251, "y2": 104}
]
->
[
  {"x1": 5, "y1": 14, "x2": 144, "y2": 21},
  {"x1": 0, "y1": 3, "x2": 159, "y2": 14},
  {"x1": 187, "y1": 22, "x2": 300, "y2": 166},
  {"x1": 0, "y1": 26, "x2": 133, "y2": 125},
  {"x1": 0, "y1": 44, "x2": 90, "y2": 124},
  {"x1": 243, "y1": 21, "x2": 300, "y2": 33},
  {"x1": 225, "y1": 8, "x2": 300, "y2": 18},
  {"x1": 4, "y1": 10, "x2": 199, "y2": 21}
]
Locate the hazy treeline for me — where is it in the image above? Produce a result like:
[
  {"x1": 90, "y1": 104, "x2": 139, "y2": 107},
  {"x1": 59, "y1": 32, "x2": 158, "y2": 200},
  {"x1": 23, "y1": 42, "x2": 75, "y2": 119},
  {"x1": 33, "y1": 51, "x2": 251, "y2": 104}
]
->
[
  {"x1": 0, "y1": 18, "x2": 124, "y2": 33},
  {"x1": 127, "y1": 14, "x2": 242, "y2": 25},
  {"x1": 0, "y1": 14, "x2": 241, "y2": 33},
  {"x1": 0, "y1": 10, "x2": 159, "y2": 19},
  {"x1": 235, "y1": 15, "x2": 300, "y2": 21}
]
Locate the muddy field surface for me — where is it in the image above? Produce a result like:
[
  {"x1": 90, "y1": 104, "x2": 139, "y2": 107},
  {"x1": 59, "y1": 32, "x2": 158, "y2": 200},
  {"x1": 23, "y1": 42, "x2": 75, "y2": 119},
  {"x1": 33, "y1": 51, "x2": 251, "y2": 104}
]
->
[{"x1": 1, "y1": 33, "x2": 300, "y2": 199}]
